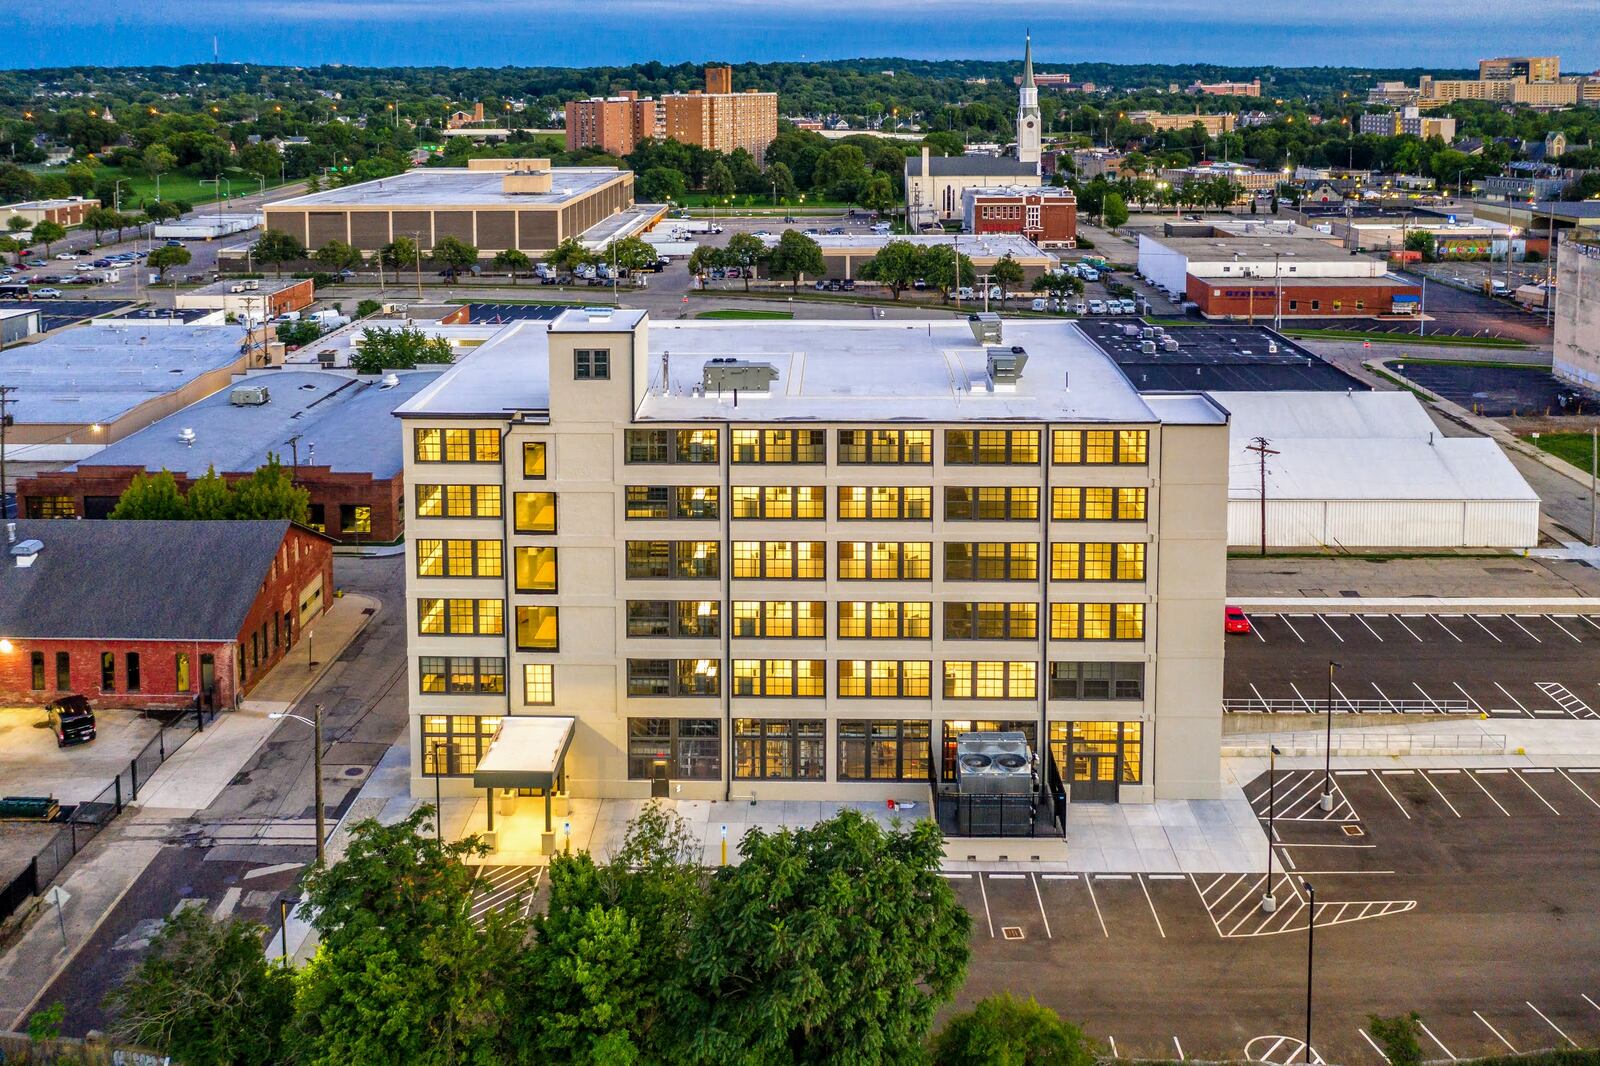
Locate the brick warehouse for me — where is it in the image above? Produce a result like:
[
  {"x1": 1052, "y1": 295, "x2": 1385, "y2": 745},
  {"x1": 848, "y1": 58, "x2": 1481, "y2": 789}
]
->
[
  {"x1": 1183, "y1": 275, "x2": 1422, "y2": 320},
  {"x1": 0, "y1": 520, "x2": 333, "y2": 711}
]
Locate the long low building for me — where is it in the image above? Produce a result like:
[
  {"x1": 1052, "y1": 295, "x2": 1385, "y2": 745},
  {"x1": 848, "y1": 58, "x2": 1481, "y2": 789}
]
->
[
  {"x1": 759, "y1": 232, "x2": 1059, "y2": 283},
  {"x1": 18, "y1": 369, "x2": 440, "y2": 542},
  {"x1": 1213, "y1": 390, "x2": 1539, "y2": 548},
  {"x1": 262, "y1": 159, "x2": 634, "y2": 259},
  {"x1": 175, "y1": 277, "x2": 314, "y2": 319}
]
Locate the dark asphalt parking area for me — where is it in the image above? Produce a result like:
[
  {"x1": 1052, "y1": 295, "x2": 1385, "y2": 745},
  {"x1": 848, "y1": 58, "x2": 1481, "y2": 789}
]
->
[
  {"x1": 1225, "y1": 611, "x2": 1600, "y2": 720},
  {"x1": 953, "y1": 763, "x2": 1600, "y2": 1064},
  {"x1": 1394, "y1": 363, "x2": 1596, "y2": 417}
]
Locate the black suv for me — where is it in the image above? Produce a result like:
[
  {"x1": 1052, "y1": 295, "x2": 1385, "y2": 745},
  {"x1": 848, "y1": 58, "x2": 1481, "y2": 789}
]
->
[{"x1": 45, "y1": 695, "x2": 96, "y2": 747}]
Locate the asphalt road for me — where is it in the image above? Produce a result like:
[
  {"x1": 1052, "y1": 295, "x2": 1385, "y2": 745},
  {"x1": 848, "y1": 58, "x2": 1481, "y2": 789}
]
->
[
  {"x1": 38, "y1": 554, "x2": 407, "y2": 1037},
  {"x1": 952, "y1": 762, "x2": 1600, "y2": 1063},
  {"x1": 1225, "y1": 610, "x2": 1600, "y2": 720}
]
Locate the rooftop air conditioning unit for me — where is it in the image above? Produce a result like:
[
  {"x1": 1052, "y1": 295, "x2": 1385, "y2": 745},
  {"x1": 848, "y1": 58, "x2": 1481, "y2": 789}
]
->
[
  {"x1": 985, "y1": 346, "x2": 1028, "y2": 390},
  {"x1": 229, "y1": 385, "x2": 271, "y2": 406},
  {"x1": 702, "y1": 358, "x2": 779, "y2": 395},
  {"x1": 955, "y1": 731, "x2": 1035, "y2": 797},
  {"x1": 968, "y1": 311, "x2": 1002, "y2": 345}
]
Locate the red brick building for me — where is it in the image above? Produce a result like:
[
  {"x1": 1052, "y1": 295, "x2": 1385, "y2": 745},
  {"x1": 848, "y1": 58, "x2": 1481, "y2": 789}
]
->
[
  {"x1": 1184, "y1": 275, "x2": 1423, "y2": 320},
  {"x1": 962, "y1": 187, "x2": 1077, "y2": 249},
  {"x1": 0, "y1": 520, "x2": 333, "y2": 711}
]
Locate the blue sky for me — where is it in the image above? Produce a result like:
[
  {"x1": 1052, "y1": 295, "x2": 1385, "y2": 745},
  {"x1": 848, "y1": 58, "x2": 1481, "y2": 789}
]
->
[{"x1": 11, "y1": 0, "x2": 1599, "y2": 70}]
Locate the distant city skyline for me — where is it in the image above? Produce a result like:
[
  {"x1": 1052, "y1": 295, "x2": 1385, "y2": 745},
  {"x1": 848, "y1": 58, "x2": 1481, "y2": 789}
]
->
[{"x1": 9, "y1": 0, "x2": 1599, "y2": 71}]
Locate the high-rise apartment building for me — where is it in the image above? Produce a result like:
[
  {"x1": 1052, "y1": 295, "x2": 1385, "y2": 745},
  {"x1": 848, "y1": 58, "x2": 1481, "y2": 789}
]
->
[
  {"x1": 1479, "y1": 56, "x2": 1560, "y2": 82},
  {"x1": 564, "y1": 91, "x2": 663, "y2": 156},
  {"x1": 396, "y1": 310, "x2": 1230, "y2": 832},
  {"x1": 662, "y1": 67, "x2": 779, "y2": 160}
]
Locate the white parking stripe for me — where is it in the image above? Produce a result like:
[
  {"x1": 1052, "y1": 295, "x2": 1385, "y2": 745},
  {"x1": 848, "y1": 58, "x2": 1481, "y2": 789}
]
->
[
  {"x1": 1138, "y1": 875, "x2": 1167, "y2": 938},
  {"x1": 1579, "y1": 615, "x2": 1600, "y2": 633},
  {"x1": 1528, "y1": 1002, "x2": 1579, "y2": 1047},
  {"x1": 1030, "y1": 873, "x2": 1053, "y2": 940},
  {"x1": 1247, "y1": 612, "x2": 1266, "y2": 643},
  {"x1": 1084, "y1": 872, "x2": 1109, "y2": 938},
  {"x1": 1505, "y1": 615, "x2": 1543, "y2": 643},
  {"x1": 1416, "y1": 1019, "x2": 1457, "y2": 1060},
  {"x1": 1451, "y1": 682, "x2": 1483, "y2": 714},
  {"x1": 1513, "y1": 771, "x2": 1561, "y2": 815},
  {"x1": 1331, "y1": 681, "x2": 1360, "y2": 713},
  {"x1": 1393, "y1": 615, "x2": 1425, "y2": 642},
  {"x1": 1250, "y1": 682, "x2": 1273, "y2": 712},
  {"x1": 1289, "y1": 681, "x2": 1318, "y2": 714},
  {"x1": 977, "y1": 870, "x2": 994, "y2": 938},
  {"x1": 1558, "y1": 769, "x2": 1600, "y2": 809},
  {"x1": 1358, "y1": 1027, "x2": 1391, "y2": 1063},
  {"x1": 1583, "y1": 992, "x2": 1600, "y2": 1014},
  {"x1": 1494, "y1": 682, "x2": 1534, "y2": 717},
  {"x1": 1280, "y1": 615, "x2": 1306, "y2": 643},
  {"x1": 1173, "y1": 1036, "x2": 1185, "y2": 1060},
  {"x1": 1318, "y1": 614, "x2": 1345, "y2": 642},
  {"x1": 1413, "y1": 682, "x2": 1446, "y2": 712},
  {"x1": 1355, "y1": 614, "x2": 1384, "y2": 641},
  {"x1": 1420, "y1": 772, "x2": 1462, "y2": 817},
  {"x1": 1545, "y1": 615, "x2": 1583, "y2": 642},
  {"x1": 1474, "y1": 1011, "x2": 1518, "y2": 1053},
  {"x1": 1468, "y1": 614, "x2": 1503, "y2": 642},
  {"x1": 1430, "y1": 615, "x2": 1464, "y2": 642},
  {"x1": 1371, "y1": 682, "x2": 1401, "y2": 713},
  {"x1": 1464, "y1": 772, "x2": 1512, "y2": 816},
  {"x1": 1368, "y1": 770, "x2": 1413, "y2": 819}
]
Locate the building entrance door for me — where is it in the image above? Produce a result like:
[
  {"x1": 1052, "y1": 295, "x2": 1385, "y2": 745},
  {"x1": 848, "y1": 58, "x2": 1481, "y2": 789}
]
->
[
  {"x1": 650, "y1": 759, "x2": 669, "y2": 799},
  {"x1": 1070, "y1": 752, "x2": 1119, "y2": 803}
]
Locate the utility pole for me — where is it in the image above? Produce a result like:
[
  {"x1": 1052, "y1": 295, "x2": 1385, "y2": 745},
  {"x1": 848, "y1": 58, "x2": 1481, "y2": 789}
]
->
[
  {"x1": 1245, "y1": 436, "x2": 1279, "y2": 556},
  {"x1": 1591, "y1": 427, "x2": 1597, "y2": 549},
  {"x1": 284, "y1": 433, "x2": 303, "y2": 480},
  {"x1": 0, "y1": 385, "x2": 15, "y2": 520}
]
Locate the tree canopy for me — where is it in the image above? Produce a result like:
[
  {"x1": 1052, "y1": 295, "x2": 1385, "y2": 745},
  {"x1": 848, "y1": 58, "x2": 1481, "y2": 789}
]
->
[
  {"x1": 765, "y1": 228, "x2": 826, "y2": 291},
  {"x1": 351, "y1": 324, "x2": 455, "y2": 374},
  {"x1": 108, "y1": 457, "x2": 309, "y2": 524}
]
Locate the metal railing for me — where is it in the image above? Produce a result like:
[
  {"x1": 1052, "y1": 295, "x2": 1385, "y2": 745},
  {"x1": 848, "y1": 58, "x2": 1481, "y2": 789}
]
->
[
  {"x1": 0, "y1": 705, "x2": 210, "y2": 926},
  {"x1": 1226, "y1": 731, "x2": 1508, "y2": 755},
  {"x1": 1223, "y1": 697, "x2": 1473, "y2": 715}
]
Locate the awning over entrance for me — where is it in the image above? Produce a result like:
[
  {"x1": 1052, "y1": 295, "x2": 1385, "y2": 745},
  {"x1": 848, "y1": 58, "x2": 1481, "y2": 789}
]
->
[{"x1": 473, "y1": 716, "x2": 575, "y2": 791}]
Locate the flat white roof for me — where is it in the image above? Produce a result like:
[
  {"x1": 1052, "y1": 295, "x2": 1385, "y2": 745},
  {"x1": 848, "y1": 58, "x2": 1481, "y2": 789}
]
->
[
  {"x1": 473, "y1": 716, "x2": 575, "y2": 789},
  {"x1": 266, "y1": 166, "x2": 627, "y2": 209}
]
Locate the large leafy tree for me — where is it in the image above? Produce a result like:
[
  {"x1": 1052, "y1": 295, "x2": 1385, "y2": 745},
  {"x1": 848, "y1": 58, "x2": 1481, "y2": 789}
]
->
[
  {"x1": 919, "y1": 245, "x2": 976, "y2": 303},
  {"x1": 253, "y1": 229, "x2": 306, "y2": 278},
  {"x1": 229, "y1": 454, "x2": 310, "y2": 523},
  {"x1": 148, "y1": 245, "x2": 191, "y2": 280},
  {"x1": 859, "y1": 239, "x2": 923, "y2": 300},
  {"x1": 722, "y1": 231, "x2": 766, "y2": 291},
  {"x1": 351, "y1": 325, "x2": 455, "y2": 374},
  {"x1": 105, "y1": 907, "x2": 293, "y2": 1066},
  {"x1": 381, "y1": 235, "x2": 421, "y2": 285},
  {"x1": 992, "y1": 253, "x2": 1025, "y2": 308},
  {"x1": 931, "y1": 995, "x2": 1099, "y2": 1066},
  {"x1": 292, "y1": 808, "x2": 529, "y2": 1066},
  {"x1": 184, "y1": 466, "x2": 234, "y2": 519},
  {"x1": 766, "y1": 229, "x2": 826, "y2": 292},
  {"x1": 313, "y1": 239, "x2": 364, "y2": 272},
  {"x1": 432, "y1": 235, "x2": 479, "y2": 279},
  {"x1": 109, "y1": 470, "x2": 187, "y2": 520},
  {"x1": 605, "y1": 235, "x2": 658, "y2": 274},
  {"x1": 492, "y1": 248, "x2": 530, "y2": 283},
  {"x1": 30, "y1": 220, "x2": 66, "y2": 255},
  {"x1": 690, "y1": 811, "x2": 971, "y2": 1063},
  {"x1": 545, "y1": 236, "x2": 592, "y2": 274}
]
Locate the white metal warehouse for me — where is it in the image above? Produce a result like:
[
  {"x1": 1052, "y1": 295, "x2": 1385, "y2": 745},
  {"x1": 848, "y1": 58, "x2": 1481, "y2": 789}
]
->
[{"x1": 1211, "y1": 390, "x2": 1540, "y2": 549}]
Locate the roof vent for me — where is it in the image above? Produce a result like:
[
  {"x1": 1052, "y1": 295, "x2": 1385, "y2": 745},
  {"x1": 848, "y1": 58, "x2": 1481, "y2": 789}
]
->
[
  {"x1": 583, "y1": 306, "x2": 613, "y2": 321},
  {"x1": 986, "y1": 346, "x2": 1028, "y2": 391},
  {"x1": 968, "y1": 311, "x2": 1002, "y2": 345},
  {"x1": 230, "y1": 385, "x2": 271, "y2": 406},
  {"x1": 380, "y1": 373, "x2": 401, "y2": 389},
  {"x1": 178, "y1": 427, "x2": 197, "y2": 446},
  {"x1": 11, "y1": 538, "x2": 43, "y2": 567}
]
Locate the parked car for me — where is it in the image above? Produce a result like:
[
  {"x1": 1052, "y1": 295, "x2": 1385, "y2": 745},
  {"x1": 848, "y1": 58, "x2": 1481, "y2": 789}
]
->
[
  {"x1": 1225, "y1": 606, "x2": 1252, "y2": 635},
  {"x1": 1072, "y1": 301, "x2": 1088, "y2": 315},
  {"x1": 841, "y1": 279, "x2": 855, "y2": 291},
  {"x1": 1087, "y1": 299, "x2": 1106, "y2": 314},
  {"x1": 45, "y1": 695, "x2": 96, "y2": 746},
  {"x1": 33, "y1": 287, "x2": 63, "y2": 298},
  {"x1": 164, "y1": 239, "x2": 184, "y2": 248},
  {"x1": 55, "y1": 252, "x2": 80, "y2": 261}
]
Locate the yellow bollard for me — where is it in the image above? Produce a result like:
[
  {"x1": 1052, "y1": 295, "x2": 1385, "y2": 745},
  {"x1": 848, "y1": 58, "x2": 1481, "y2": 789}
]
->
[
  {"x1": 563, "y1": 820, "x2": 571, "y2": 856},
  {"x1": 720, "y1": 824, "x2": 728, "y2": 866}
]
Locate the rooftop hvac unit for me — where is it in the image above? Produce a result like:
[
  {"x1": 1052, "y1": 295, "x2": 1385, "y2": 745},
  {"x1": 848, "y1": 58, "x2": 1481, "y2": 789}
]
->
[
  {"x1": 1140, "y1": 340, "x2": 1157, "y2": 354},
  {"x1": 178, "y1": 427, "x2": 196, "y2": 445},
  {"x1": 701, "y1": 358, "x2": 779, "y2": 395},
  {"x1": 1121, "y1": 323, "x2": 1140, "y2": 338},
  {"x1": 229, "y1": 385, "x2": 271, "y2": 406},
  {"x1": 968, "y1": 311, "x2": 1002, "y2": 345},
  {"x1": 986, "y1": 346, "x2": 1028, "y2": 390},
  {"x1": 1161, "y1": 336, "x2": 1180, "y2": 351},
  {"x1": 954, "y1": 731, "x2": 1035, "y2": 797}
]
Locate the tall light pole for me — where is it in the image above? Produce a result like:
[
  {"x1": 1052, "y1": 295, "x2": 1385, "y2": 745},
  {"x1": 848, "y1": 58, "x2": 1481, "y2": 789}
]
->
[
  {"x1": 1262, "y1": 744, "x2": 1282, "y2": 913},
  {"x1": 1303, "y1": 879, "x2": 1317, "y2": 1064},
  {"x1": 268, "y1": 703, "x2": 325, "y2": 866},
  {"x1": 1321, "y1": 662, "x2": 1339, "y2": 811}
]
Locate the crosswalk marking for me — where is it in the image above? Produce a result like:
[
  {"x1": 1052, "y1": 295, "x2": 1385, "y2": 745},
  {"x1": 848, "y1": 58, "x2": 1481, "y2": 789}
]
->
[{"x1": 1537, "y1": 681, "x2": 1597, "y2": 719}]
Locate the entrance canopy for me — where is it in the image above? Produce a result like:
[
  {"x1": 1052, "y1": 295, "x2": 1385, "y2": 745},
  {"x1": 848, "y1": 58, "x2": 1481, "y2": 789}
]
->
[{"x1": 473, "y1": 716, "x2": 574, "y2": 791}]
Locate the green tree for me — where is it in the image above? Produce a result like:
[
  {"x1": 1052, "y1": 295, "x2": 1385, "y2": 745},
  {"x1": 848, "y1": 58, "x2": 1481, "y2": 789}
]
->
[
  {"x1": 706, "y1": 159, "x2": 736, "y2": 196},
  {"x1": 381, "y1": 235, "x2": 421, "y2": 286},
  {"x1": 1368, "y1": 1014, "x2": 1424, "y2": 1066},
  {"x1": 517, "y1": 803, "x2": 704, "y2": 1063},
  {"x1": 26, "y1": 1002, "x2": 64, "y2": 1043},
  {"x1": 237, "y1": 141, "x2": 283, "y2": 185},
  {"x1": 919, "y1": 245, "x2": 976, "y2": 303},
  {"x1": 688, "y1": 243, "x2": 722, "y2": 280},
  {"x1": 144, "y1": 200, "x2": 183, "y2": 223},
  {"x1": 148, "y1": 245, "x2": 192, "y2": 280},
  {"x1": 253, "y1": 229, "x2": 306, "y2": 278},
  {"x1": 351, "y1": 325, "x2": 455, "y2": 373},
  {"x1": 110, "y1": 470, "x2": 187, "y2": 520},
  {"x1": 0, "y1": 236, "x2": 19, "y2": 267},
  {"x1": 492, "y1": 248, "x2": 530, "y2": 283},
  {"x1": 313, "y1": 239, "x2": 364, "y2": 273},
  {"x1": 606, "y1": 235, "x2": 658, "y2": 274},
  {"x1": 355, "y1": 298, "x2": 383, "y2": 318},
  {"x1": 861, "y1": 172, "x2": 896, "y2": 213},
  {"x1": 277, "y1": 319, "x2": 323, "y2": 347},
  {"x1": 931, "y1": 995, "x2": 1098, "y2": 1066},
  {"x1": 228, "y1": 454, "x2": 310, "y2": 523},
  {"x1": 6, "y1": 214, "x2": 29, "y2": 233},
  {"x1": 82, "y1": 205, "x2": 122, "y2": 242},
  {"x1": 1404, "y1": 229, "x2": 1435, "y2": 260},
  {"x1": 859, "y1": 239, "x2": 923, "y2": 299},
  {"x1": 293, "y1": 807, "x2": 529, "y2": 1066},
  {"x1": 639, "y1": 166, "x2": 687, "y2": 203},
  {"x1": 722, "y1": 231, "x2": 766, "y2": 291},
  {"x1": 432, "y1": 235, "x2": 479, "y2": 279},
  {"x1": 142, "y1": 143, "x2": 176, "y2": 188},
  {"x1": 766, "y1": 228, "x2": 826, "y2": 292},
  {"x1": 767, "y1": 161, "x2": 798, "y2": 203},
  {"x1": 992, "y1": 253, "x2": 1025, "y2": 308},
  {"x1": 545, "y1": 236, "x2": 592, "y2": 274},
  {"x1": 30, "y1": 220, "x2": 66, "y2": 255},
  {"x1": 183, "y1": 466, "x2": 234, "y2": 520},
  {"x1": 692, "y1": 810, "x2": 970, "y2": 1062},
  {"x1": 1101, "y1": 191, "x2": 1130, "y2": 228},
  {"x1": 1032, "y1": 272, "x2": 1084, "y2": 302},
  {"x1": 106, "y1": 907, "x2": 292, "y2": 1066}
]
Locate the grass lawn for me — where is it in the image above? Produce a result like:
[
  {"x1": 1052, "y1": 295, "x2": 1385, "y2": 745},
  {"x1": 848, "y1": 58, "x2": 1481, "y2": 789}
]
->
[
  {"x1": 1280, "y1": 326, "x2": 1530, "y2": 349},
  {"x1": 35, "y1": 164, "x2": 296, "y2": 210},
  {"x1": 695, "y1": 309, "x2": 794, "y2": 320},
  {"x1": 1522, "y1": 432, "x2": 1600, "y2": 473}
]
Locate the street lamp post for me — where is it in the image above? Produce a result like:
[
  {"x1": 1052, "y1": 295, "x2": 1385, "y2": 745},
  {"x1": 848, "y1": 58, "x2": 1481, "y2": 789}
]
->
[
  {"x1": 277, "y1": 896, "x2": 301, "y2": 967},
  {"x1": 268, "y1": 703, "x2": 325, "y2": 866},
  {"x1": 1262, "y1": 744, "x2": 1281, "y2": 913},
  {"x1": 430, "y1": 738, "x2": 454, "y2": 842},
  {"x1": 1321, "y1": 661, "x2": 1339, "y2": 811},
  {"x1": 1303, "y1": 879, "x2": 1317, "y2": 1064}
]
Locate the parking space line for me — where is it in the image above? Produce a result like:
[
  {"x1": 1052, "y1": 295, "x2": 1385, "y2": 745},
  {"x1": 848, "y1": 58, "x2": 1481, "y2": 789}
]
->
[
  {"x1": 1416, "y1": 1019, "x2": 1457, "y2": 1061},
  {"x1": 1579, "y1": 615, "x2": 1600, "y2": 634},
  {"x1": 1527, "y1": 1002, "x2": 1579, "y2": 1047},
  {"x1": 1289, "y1": 681, "x2": 1317, "y2": 714},
  {"x1": 1368, "y1": 770, "x2": 1413, "y2": 819},
  {"x1": 1246, "y1": 611, "x2": 1266, "y2": 643},
  {"x1": 1137, "y1": 875, "x2": 1167, "y2": 938},
  {"x1": 1473, "y1": 1012, "x2": 1518, "y2": 1053},
  {"x1": 1467, "y1": 615, "x2": 1503, "y2": 642},
  {"x1": 1317, "y1": 614, "x2": 1345, "y2": 642},
  {"x1": 1250, "y1": 682, "x2": 1273, "y2": 712},
  {"x1": 1331, "y1": 681, "x2": 1360, "y2": 713},
  {"x1": 1464, "y1": 772, "x2": 1512, "y2": 816},
  {"x1": 977, "y1": 871, "x2": 994, "y2": 938},
  {"x1": 1413, "y1": 682, "x2": 1446, "y2": 712},
  {"x1": 1393, "y1": 615, "x2": 1425, "y2": 642},
  {"x1": 988, "y1": 873, "x2": 1025, "y2": 879},
  {"x1": 1280, "y1": 615, "x2": 1307, "y2": 643},
  {"x1": 1029, "y1": 873, "x2": 1053, "y2": 940},
  {"x1": 1583, "y1": 993, "x2": 1600, "y2": 1014},
  {"x1": 1370, "y1": 682, "x2": 1401, "y2": 712},
  {"x1": 1505, "y1": 615, "x2": 1543, "y2": 643},
  {"x1": 1420, "y1": 772, "x2": 1462, "y2": 817},
  {"x1": 1451, "y1": 682, "x2": 1484, "y2": 714},
  {"x1": 1493, "y1": 682, "x2": 1534, "y2": 717},
  {"x1": 1355, "y1": 614, "x2": 1384, "y2": 641},
  {"x1": 1083, "y1": 872, "x2": 1109, "y2": 938},
  {"x1": 1545, "y1": 615, "x2": 1583, "y2": 642},
  {"x1": 1040, "y1": 873, "x2": 1078, "y2": 880},
  {"x1": 940, "y1": 872, "x2": 971, "y2": 878},
  {"x1": 1109, "y1": 1036, "x2": 1118, "y2": 1058},
  {"x1": 1557, "y1": 769, "x2": 1600, "y2": 809},
  {"x1": 1149, "y1": 873, "x2": 1187, "y2": 880},
  {"x1": 1173, "y1": 1036, "x2": 1185, "y2": 1060},
  {"x1": 1430, "y1": 615, "x2": 1464, "y2": 642},
  {"x1": 1512, "y1": 771, "x2": 1561, "y2": 815},
  {"x1": 1358, "y1": 1027, "x2": 1391, "y2": 1063}
]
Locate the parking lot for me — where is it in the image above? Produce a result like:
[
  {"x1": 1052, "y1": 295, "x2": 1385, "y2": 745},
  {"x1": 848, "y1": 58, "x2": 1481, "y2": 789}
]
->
[
  {"x1": 954, "y1": 757, "x2": 1600, "y2": 1063},
  {"x1": 1388, "y1": 361, "x2": 1595, "y2": 417},
  {"x1": 1225, "y1": 610, "x2": 1600, "y2": 719}
]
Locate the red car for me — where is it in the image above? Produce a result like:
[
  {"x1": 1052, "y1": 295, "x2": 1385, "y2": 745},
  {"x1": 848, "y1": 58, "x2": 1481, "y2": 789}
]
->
[{"x1": 1225, "y1": 606, "x2": 1252, "y2": 634}]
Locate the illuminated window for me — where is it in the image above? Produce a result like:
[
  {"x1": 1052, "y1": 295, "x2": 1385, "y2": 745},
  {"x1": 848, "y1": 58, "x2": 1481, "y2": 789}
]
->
[
  {"x1": 524, "y1": 664, "x2": 554, "y2": 705},
  {"x1": 734, "y1": 718, "x2": 826, "y2": 780},
  {"x1": 1053, "y1": 429, "x2": 1148, "y2": 465},
  {"x1": 516, "y1": 606, "x2": 559, "y2": 650},
  {"x1": 945, "y1": 429, "x2": 1040, "y2": 464},
  {"x1": 943, "y1": 602, "x2": 1037, "y2": 640},
  {"x1": 420, "y1": 715, "x2": 504, "y2": 776},
  {"x1": 1051, "y1": 543, "x2": 1145, "y2": 581},
  {"x1": 838, "y1": 720, "x2": 931, "y2": 780},
  {"x1": 1048, "y1": 720, "x2": 1143, "y2": 784},
  {"x1": 731, "y1": 428, "x2": 826, "y2": 463},
  {"x1": 942, "y1": 661, "x2": 1035, "y2": 699},
  {"x1": 731, "y1": 659, "x2": 826, "y2": 698},
  {"x1": 514, "y1": 492, "x2": 557, "y2": 532},
  {"x1": 522, "y1": 442, "x2": 547, "y2": 478},
  {"x1": 945, "y1": 486, "x2": 1038, "y2": 521},
  {"x1": 838, "y1": 429, "x2": 932, "y2": 464},
  {"x1": 417, "y1": 655, "x2": 505, "y2": 694},
  {"x1": 416, "y1": 598, "x2": 502, "y2": 635},
  {"x1": 417, "y1": 484, "x2": 501, "y2": 518}
]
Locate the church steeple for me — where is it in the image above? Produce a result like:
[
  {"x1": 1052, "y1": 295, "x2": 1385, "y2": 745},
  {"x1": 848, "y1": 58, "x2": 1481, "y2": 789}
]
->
[{"x1": 1016, "y1": 31, "x2": 1041, "y2": 170}]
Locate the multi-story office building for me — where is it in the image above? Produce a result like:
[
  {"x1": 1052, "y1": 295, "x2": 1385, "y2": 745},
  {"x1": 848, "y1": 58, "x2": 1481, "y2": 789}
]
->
[
  {"x1": 1127, "y1": 111, "x2": 1237, "y2": 135},
  {"x1": 396, "y1": 311, "x2": 1229, "y2": 827},
  {"x1": 1480, "y1": 56, "x2": 1560, "y2": 83},
  {"x1": 1357, "y1": 107, "x2": 1456, "y2": 141}
]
